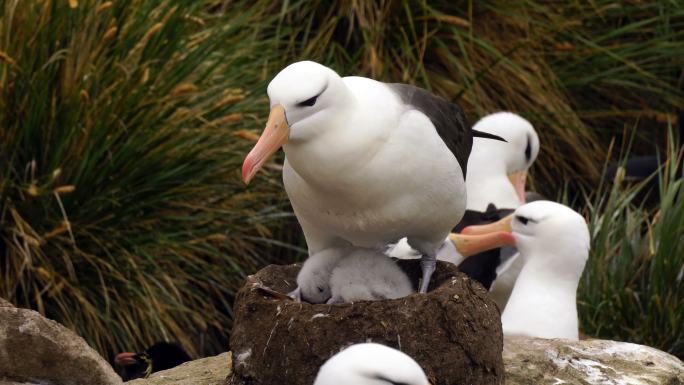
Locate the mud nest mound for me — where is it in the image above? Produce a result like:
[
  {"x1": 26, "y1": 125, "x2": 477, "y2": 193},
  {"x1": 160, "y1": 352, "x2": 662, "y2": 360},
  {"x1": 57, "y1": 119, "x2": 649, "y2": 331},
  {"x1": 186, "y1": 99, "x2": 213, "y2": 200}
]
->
[{"x1": 228, "y1": 260, "x2": 504, "y2": 385}]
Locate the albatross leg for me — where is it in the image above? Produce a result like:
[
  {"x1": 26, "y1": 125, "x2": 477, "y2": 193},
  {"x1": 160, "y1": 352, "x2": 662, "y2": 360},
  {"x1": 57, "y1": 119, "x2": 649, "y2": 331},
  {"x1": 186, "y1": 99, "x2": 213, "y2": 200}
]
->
[
  {"x1": 408, "y1": 238, "x2": 439, "y2": 293},
  {"x1": 418, "y1": 253, "x2": 437, "y2": 293}
]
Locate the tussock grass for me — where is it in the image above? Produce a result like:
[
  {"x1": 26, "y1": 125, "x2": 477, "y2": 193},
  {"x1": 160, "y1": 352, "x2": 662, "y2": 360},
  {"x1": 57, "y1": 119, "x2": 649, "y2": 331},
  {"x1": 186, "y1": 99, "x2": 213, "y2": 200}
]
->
[
  {"x1": 268, "y1": 1, "x2": 683, "y2": 194},
  {"x1": 579, "y1": 134, "x2": 683, "y2": 358},
  {"x1": 0, "y1": 0, "x2": 292, "y2": 358}
]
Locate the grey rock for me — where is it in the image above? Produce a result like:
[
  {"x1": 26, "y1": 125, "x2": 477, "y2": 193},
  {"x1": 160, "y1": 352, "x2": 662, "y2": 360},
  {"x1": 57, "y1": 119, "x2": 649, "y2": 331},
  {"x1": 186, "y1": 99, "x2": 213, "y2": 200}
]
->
[
  {"x1": 504, "y1": 336, "x2": 684, "y2": 385},
  {"x1": 0, "y1": 306, "x2": 123, "y2": 385},
  {"x1": 0, "y1": 298, "x2": 13, "y2": 308},
  {"x1": 121, "y1": 337, "x2": 683, "y2": 385},
  {"x1": 125, "y1": 352, "x2": 231, "y2": 385}
]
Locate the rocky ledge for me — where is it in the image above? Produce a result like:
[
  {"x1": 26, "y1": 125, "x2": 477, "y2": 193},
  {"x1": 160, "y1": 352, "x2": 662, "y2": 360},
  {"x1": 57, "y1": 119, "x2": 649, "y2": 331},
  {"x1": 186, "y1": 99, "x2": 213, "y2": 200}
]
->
[
  {"x1": 504, "y1": 336, "x2": 684, "y2": 385},
  {"x1": 126, "y1": 353, "x2": 232, "y2": 385},
  {"x1": 0, "y1": 299, "x2": 123, "y2": 385},
  {"x1": 125, "y1": 336, "x2": 683, "y2": 385},
  {"x1": 1, "y1": 295, "x2": 682, "y2": 385}
]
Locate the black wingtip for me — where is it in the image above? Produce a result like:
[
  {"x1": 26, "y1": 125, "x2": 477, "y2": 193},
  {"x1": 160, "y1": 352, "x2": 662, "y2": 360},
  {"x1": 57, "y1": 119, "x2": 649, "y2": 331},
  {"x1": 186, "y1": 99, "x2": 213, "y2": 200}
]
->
[{"x1": 473, "y1": 129, "x2": 507, "y2": 142}]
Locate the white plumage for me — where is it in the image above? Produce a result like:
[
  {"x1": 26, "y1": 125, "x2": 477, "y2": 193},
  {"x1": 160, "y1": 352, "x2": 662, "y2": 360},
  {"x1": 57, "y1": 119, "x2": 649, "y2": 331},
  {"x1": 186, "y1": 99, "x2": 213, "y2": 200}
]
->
[
  {"x1": 292, "y1": 247, "x2": 349, "y2": 303},
  {"x1": 314, "y1": 343, "x2": 429, "y2": 385},
  {"x1": 386, "y1": 236, "x2": 463, "y2": 265},
  {"x1": 388, "y1": 112, "x2": 539, "y2": 271},
  {"x1": 328, "y1": 248, "x2": 414, "y2": 303},
  {"x1": 460, "y1": 112, "x2": 540, "y2": 309},
  {"x1": 465, "y1": 112, "x2": 539, "y2": 211},
  {"x1": 243, "y1": 61, "x2": 482, "y2": 293},
  {"x1": 501, "y1": 201, "x2": 590, "y2": 340},
  {"x1": 280, "y1": 75, "x2": 464, "y2": 257}
]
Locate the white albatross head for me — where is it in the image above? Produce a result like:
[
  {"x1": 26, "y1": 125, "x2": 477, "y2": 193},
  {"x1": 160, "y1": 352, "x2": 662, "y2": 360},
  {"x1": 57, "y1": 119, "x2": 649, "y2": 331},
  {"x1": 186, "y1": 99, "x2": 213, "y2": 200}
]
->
[
  {"x1": 510, "y1": 200, "x2": 590, "y2": 277},
  {"x1": 468, "y1": 112, "x2": 540, "y2": 204},
  {"x1": 463, "y1": 201, "x2": 590, "y2": 339},
  {"x1": 242, "y1": 61, "x2": 352, "y2": 184},
  {"x1": 314, "y1": 343, "x2": 430, "y2": 385},
  {"x1": 463, "y1": 200, "x2": 589, "y2": 274}
]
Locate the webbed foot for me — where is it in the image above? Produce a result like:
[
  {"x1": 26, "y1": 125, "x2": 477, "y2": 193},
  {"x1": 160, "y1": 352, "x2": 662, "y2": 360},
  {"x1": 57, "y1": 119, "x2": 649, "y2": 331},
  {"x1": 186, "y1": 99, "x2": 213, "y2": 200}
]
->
[{"x1": 288, "y1": 286, "x2": 302, "y2": 302}]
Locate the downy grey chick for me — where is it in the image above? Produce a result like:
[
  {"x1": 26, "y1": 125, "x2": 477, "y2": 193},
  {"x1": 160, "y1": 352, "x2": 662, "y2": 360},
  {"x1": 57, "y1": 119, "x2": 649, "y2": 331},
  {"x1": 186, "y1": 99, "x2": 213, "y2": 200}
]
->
[
  {"x1": 328, "y1": 248, "x2": 414, "y2": 304},
  {"x1": 290, "y1": 246, "x2": 349, "y2": 303}
]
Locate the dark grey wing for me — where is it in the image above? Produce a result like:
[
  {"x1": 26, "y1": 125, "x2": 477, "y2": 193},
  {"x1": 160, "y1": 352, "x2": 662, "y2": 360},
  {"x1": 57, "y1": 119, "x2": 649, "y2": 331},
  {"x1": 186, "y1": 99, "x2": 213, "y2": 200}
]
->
[{"x1": 387, "y1": 83, "x2": 472, "y2": 176}]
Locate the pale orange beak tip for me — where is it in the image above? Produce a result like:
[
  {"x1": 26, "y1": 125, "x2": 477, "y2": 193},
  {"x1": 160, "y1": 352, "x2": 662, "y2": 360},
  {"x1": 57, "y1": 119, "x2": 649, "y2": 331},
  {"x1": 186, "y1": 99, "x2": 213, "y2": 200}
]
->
[
  {"x1": 508, "y1": 170, "x2": 528, "y2": 204},
  {"x1": 498, "y1": 231, "x2": 516, "y2": 245},
  {"x1": 461, "y1": 226, "x2": 475, "y2": 235},
  {"x1": 460, "y1": 214, "x2": 513, "y2": 236},
  {"x1": 240, "y1": 105, "x2": 289, "y2": 185},
  {"x1": 241, "y1": 156, "x2": 254, "y2": 184},
  {"x1": 115, "y1": 352, "x2": 137, "y2": 366},
  {"x1": 451, "y1": 230, "x2": 517, "y2": 257}
]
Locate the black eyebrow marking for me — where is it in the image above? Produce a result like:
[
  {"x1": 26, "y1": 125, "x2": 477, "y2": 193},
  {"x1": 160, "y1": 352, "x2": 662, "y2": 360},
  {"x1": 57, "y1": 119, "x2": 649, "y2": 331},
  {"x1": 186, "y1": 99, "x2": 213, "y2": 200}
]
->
[
  {"x1": 296, "y1": 82, "x2": 328, "y2": 107},
  {"x1": 515, "y1": 215, "x2": 539, "y2": 225},
  {"x1": 371, "y1": 374, "x2": 410, "y2": 385},
  {"x1": 515, "y1": 215, "x2": 529, "y2": 225},
  {"x1": 525, "y1": 133, "x2": 532, "y2": 161}
]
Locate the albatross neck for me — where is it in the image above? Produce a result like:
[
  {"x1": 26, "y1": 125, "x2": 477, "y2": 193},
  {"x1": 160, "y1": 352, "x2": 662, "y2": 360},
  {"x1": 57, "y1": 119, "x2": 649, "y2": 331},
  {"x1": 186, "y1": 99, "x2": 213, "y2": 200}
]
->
[
  {"x1": 465, "y1": 145, "x2": 520, "y2": 210},
  {"x1": 501, "y1": 250, "x2": 581, "y2": 339}
]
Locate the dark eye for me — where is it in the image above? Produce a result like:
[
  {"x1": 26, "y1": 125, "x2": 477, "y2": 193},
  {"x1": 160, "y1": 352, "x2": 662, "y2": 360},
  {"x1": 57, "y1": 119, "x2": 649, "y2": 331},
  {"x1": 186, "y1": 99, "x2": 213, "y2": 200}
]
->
[
  {"x1": 371, "y1": 374, "x2": 409, "y2": 385},
  {"x1": 298, "y1": 95, "x2": 318, "y2": 107},
  {"x1": 317, "y1": 286, "x2": 324, "y2": 293},
  {"x1": 515, "y1": 215, "x2": 529, "y2": 225},
  {"x1": 524, "y1": 134, "x2": 532, "y2": 161}
]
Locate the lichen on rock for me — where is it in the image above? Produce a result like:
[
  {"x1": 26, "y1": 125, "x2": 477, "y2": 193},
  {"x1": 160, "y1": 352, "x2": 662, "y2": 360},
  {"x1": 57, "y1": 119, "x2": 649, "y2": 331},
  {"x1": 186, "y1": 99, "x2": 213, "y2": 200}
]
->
[
  {"x1": 504, "y1": 335, "x2": 684, "y2": 384},
  {"x1": 125, "y1": 352, "x2": 232, "y2": 385},
  {"x1": 121, "y1": 335, "x2": 684, "y2": 385}
]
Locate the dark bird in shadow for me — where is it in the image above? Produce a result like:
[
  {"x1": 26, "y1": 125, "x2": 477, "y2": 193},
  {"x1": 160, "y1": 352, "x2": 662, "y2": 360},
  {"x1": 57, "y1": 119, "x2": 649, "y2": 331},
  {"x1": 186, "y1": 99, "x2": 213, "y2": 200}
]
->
[
  {"x1": 114, "y1": 341, "x2": 191, "y2": 380},
  {"x1": 605, "y1": 113, "x2": 682, "y2": 183}
]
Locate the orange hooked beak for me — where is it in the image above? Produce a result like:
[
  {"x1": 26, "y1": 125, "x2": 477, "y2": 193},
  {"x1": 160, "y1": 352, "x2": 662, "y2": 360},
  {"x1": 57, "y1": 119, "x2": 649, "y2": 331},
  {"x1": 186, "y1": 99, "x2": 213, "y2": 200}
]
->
[
  {"x1": 448, "y1": 231, "x2": 516, "y2": 257},
  {"x1": 508, "y1": 170, "x2": 527, "y2": 203},
  {"x1": 241, "y1": 105, "x2": 290, "y2": 184},
  {"x1": 114, "y1": 352, "x2": 138, "y2": 366},
  {"x1": 460, "y1": 214, "x2": 514, "y2": 236}
]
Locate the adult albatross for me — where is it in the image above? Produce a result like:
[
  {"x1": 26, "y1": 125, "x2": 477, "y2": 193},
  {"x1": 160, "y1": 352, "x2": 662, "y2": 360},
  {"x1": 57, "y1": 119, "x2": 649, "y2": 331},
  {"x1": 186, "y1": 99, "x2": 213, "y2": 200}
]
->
[
  {"x1": 314, "y1": 343, "x2": 429, "y2": 385},
  {"x1": 242, "y1": 61, "x2": 501, "y2": 293},
  {"x1": 457, "y1": 112, "x2": 540, "y2": 298},
  {"x1": 463, "y1": 201, "x2": 589, "y2": 339}
]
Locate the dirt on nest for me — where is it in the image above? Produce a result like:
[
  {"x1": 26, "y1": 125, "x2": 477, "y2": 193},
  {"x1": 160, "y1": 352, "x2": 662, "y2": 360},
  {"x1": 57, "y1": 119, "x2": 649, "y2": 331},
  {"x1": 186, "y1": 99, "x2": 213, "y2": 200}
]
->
[{"x1": 227, "y1": 261, "x2": 504, "y2": 385}]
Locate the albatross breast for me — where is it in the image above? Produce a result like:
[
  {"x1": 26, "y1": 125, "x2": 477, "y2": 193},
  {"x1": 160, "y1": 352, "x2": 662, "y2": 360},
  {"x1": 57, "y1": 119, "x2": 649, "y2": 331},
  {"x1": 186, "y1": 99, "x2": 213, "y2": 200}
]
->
[{"x1": 283, "y1": 76, "x2": 466, "y2": 250}]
